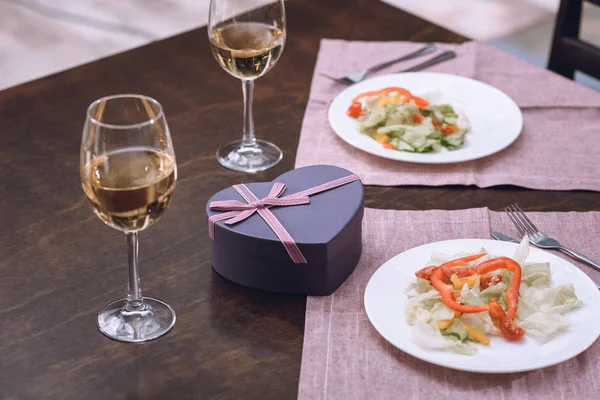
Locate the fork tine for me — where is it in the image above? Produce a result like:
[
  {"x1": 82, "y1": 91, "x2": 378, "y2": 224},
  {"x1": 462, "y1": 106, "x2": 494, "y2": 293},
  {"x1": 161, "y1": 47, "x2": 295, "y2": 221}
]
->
[
  {"x1": 506, "y1": 210, "x2": 524, "y2": 237},
  {"x1": 514, "y1": 203, "x2": 540, "y2": 234},
  {"x1": 508, "y1": 205, "x2": 531, "y2": 237},
  {"x1": 505, "y1": 205, "x2": 527, "y2": 237},
  {"x1": 510, "y1": 204, "x2": 536, "y2": 236}
]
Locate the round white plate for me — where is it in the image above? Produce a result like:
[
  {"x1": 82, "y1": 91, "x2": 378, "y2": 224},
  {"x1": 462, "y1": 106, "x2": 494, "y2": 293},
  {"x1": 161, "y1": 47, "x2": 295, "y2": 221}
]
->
[
  {"x1": 328, "y1": 73, "x2": 523, "y2": 164},
  {"x1": 364, "y1": 239, "x2": 600, "y2": 373}
]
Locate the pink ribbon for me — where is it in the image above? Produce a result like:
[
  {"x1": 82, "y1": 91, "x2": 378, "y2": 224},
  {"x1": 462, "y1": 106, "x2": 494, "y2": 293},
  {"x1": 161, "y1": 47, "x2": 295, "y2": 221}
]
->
[{"x1": 208, "y1": 173, "x2": 360, "y2": 264}]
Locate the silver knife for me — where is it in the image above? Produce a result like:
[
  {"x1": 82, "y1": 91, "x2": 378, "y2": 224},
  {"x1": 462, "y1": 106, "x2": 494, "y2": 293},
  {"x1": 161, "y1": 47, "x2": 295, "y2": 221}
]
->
[
  {"x1": 491, "y1": 231, "x2": 600, "y2": 290},
  {"x1": 491, "y1": 231, "x2": 520, "y2": 244},
  {"x1": 398, "y1": 50, "x2": 456, "y2": 73}
]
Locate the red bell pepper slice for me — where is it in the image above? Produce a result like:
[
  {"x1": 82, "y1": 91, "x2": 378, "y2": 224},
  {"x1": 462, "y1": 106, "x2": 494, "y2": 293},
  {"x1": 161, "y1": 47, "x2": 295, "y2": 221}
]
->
[{"x1": 346, "y1": 102, "x2": 362, "y2": 118}]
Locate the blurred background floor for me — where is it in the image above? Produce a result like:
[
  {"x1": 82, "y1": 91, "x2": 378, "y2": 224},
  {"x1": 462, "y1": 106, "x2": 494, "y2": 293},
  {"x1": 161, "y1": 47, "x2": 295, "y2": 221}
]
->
[{"x1": 1, "y1": 0, "x2": 599, "y2": 91}]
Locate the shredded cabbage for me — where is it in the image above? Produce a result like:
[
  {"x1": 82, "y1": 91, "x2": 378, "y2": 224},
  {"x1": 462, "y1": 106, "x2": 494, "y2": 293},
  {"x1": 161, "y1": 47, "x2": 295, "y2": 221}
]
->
[
  {"x1": 404, "y1": 285, "x2": 441, "y2": 324},
  {"x1": 429, "y1": 302, "x2": 456, "y2": 321},
  {"x1": 520, "y1": 313, "x2": 572, "y2": 337},
  {"x1": 518, "y1": 283, "x2": 583, "y2": 317},
  {"x1": 512, "y1": 235, "x2": 530, "y2": 266},
  {"x1": 412, "y1": 322, "x2": 477, "y2": 355},
  {"x1": 405, "y1": 239, "x2": 583, "y2": 354},
  {"x1": 521, "y1": 262, "x2": 552, "y2": 287}
]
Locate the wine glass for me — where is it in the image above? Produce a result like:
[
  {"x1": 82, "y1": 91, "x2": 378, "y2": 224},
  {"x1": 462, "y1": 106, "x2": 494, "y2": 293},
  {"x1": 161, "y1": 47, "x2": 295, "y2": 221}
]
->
[
  {"x1": 81, "y1": 94, "x2": 177, "y2": 343},
  {"x1": 208, "y1": 0, "x2": 286, "y2": 173}
]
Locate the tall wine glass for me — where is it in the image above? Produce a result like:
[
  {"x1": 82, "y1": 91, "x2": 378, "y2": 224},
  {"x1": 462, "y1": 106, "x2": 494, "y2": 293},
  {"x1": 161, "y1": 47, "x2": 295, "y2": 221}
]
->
[
  {"x1": 208, "y1": 0, "x2": 286, "y2": 173},
  {"x1": 81, "y1": 94, "x2": 177, "y2": 343}
]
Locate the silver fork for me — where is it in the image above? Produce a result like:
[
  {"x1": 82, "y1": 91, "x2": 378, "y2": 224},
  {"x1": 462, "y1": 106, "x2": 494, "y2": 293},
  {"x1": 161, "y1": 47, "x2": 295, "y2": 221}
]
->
[
  {"x1": 320, "y1": 43, "x2": 436, "y2": 85},
  {"x1": 505, "y1": 204, "x2": 600, "y2": 273}
]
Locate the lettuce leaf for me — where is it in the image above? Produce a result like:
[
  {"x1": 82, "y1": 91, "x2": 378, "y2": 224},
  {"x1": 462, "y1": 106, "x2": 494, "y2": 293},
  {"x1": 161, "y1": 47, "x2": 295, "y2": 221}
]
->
[
  {"x1": 520, "y1": 312, "x2": 572, "y2": 337},
  {"x1": 519, "y1": 283, "x2": 583, "y2": 316},
  {"x1": 415, "y1": 277, "x2": 434, "y2": 293},
  {"x1": 459, "y1": 275, "x2": 484, "y2": 306},
  {"x1": 412, "y1": 322, "x2": 477, "y2": 355},
  {"x1": 522, "y1": 262, "x2": 551, "y2": 287},
  {"x1": 388, "y1": 138, "x2": 415, "y2": 152},
  {"x1": 441, "y1": 130, "x2": 466, "y2": 150},
  {"x1": 512, "y1": 235, "x2": 529, "y2": 266},
  {"x1": 479, "y1": 281, "x2": 508, "y2": 303},
  {"x1": 385, "y1": 103, "x2": 418, "y2": 126},
  {"x1": 459, "y1": 312, "x2": 500, "y2": 336},
  {"x1": 359, "y1": 107, "x2": 386, "y2": 128},
  {"x1": 441, "y1": 319, "x2": 468, "y2": 341},
  {"x1": 429, "y1": 301, "x2": 456, "y2": 321},
  {"x1": 405, "y1": 284, "x2": 441, "y2": 324}
]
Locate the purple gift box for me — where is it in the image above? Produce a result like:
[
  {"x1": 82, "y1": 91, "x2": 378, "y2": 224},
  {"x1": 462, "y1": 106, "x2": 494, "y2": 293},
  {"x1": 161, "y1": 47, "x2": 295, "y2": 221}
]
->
[{"x1": 206, "y1": 165, "x2": 364, "y2": 295}]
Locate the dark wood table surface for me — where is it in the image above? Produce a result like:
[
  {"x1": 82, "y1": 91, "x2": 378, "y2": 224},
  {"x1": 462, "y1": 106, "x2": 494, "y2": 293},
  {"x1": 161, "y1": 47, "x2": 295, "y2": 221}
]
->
[{"x1": 1, "y1": 0, "x2": 598, "y2": 399}]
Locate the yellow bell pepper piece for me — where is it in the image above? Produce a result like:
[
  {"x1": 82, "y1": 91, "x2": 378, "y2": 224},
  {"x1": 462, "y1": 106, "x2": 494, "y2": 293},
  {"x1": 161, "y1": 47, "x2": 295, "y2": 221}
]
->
[
  {"x1": 450, "y1": 273, "x2": 481, "y2": 290},
  {"x1": 373, "y1": 132, "x2": 390, "y2": 144},
  {"x1": 376, "y1": 95, "x2": 401, "y2": 108},
  {"x1": 436, "y1": 320, "x2": 453, "y2": 330},
  {"x1": 464, "y1": 325, "x2": 490, "y2": 345}
]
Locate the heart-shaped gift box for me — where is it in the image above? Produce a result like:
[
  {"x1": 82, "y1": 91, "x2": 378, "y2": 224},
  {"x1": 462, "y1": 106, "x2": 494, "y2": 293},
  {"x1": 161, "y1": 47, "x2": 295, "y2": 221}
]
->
[{"x1": 206, "y1": 165, "x2": 364, "y2": 295}]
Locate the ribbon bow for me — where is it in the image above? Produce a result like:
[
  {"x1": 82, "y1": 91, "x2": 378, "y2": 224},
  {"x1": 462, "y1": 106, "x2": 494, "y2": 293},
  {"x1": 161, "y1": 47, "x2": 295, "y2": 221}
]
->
[
  {"x1": 210, "y1": 183, "x2": 310, "y2": 225},
  {"x1": 208, "y1": 174, "x2": 360, "y2": 264}
]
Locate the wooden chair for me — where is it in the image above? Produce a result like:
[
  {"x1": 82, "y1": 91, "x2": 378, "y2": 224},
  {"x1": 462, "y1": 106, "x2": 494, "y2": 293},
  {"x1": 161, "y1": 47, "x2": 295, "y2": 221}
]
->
[{"x1": 548, "y1": 0, "x2": 600, "y2": 80}]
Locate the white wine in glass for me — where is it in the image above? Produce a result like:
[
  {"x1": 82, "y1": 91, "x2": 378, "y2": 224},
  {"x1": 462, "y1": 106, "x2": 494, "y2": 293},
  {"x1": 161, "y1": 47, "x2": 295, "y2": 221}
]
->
[
  {"x1": 81, "y1": 94, "x2": 177, "y2": 343},
  {"x1": 82, "y1": 148, "x2": 176, "y2": 232},
  {"x1": 210, "y1": 22, "x2": 285, "y2": 80},
  {"x1": 208, "y1": 0, "x2": 286, "y2": 173}
]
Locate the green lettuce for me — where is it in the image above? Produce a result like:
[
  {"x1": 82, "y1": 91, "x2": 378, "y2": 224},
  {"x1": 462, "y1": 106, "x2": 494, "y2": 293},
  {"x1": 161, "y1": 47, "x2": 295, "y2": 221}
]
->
[
  {"x1": 520, "y1": 312, "x2": 572, "y2": 337},
  {"x1": 522, "y1": 262, "x2": 552, "y2": 287},
  {"x1": 405, "y1": 239, "x2": 583, "y2": 355},
  {"x1": 412, "y1": 322, "x2": 477, "y2": 355},
  {"x1": 441, "y1": 130, "x2": 466, "y2": 150},
  {"x1": 356, "y1": 98, "x2": 470, "y2": 152}
]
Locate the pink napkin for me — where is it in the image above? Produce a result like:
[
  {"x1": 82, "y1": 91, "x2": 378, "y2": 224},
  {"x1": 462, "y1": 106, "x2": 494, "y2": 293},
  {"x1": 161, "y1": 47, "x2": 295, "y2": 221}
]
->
[
  {"x1": 298, "y1": 207, "x2": 600, "y2": 400},
  {"x1": 295, "y1": 40, "x2": 600, "y2": 191}
]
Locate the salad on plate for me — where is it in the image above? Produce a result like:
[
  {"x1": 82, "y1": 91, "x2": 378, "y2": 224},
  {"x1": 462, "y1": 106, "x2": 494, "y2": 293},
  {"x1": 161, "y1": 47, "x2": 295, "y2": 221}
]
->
[
  {"x1": 346, "y1": 87, "x2": 470, "y2": 153},
  {"x1": 405, "y1": 237, "x2": 583, "y2": 355}
]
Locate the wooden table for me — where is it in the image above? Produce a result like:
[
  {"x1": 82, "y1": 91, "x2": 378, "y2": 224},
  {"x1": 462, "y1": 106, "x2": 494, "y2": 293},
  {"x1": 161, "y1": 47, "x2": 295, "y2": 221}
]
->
[{"x1": 1, "y1": 0, "x2": 598, "y2": 398}]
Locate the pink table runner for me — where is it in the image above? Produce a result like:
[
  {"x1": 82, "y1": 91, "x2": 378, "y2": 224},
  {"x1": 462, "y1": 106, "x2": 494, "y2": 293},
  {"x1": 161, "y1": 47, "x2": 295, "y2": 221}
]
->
[
  {"x1": 295, "y1": 40, "x2": 600, "y2": 191},
  {"x1": 299, "y1": 207, "x2": 600, "y2": 400}
]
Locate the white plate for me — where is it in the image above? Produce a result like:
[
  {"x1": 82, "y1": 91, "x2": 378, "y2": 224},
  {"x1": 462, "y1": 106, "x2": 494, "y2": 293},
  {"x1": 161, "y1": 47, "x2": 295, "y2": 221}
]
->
[
  {"x1": 364, "y1": 239, "x2": 600, "y2": 373},
  {"x1": 328, "y1": 73, "x2": 523, "y2": 164}
]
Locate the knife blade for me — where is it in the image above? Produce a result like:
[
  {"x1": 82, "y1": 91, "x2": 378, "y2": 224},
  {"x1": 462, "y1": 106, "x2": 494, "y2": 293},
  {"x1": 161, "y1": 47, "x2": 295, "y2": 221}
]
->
[
  {"x1": 491, "y1": 231, "x2": 519, "y2": 244},
  {"x1": 492, "y1": 231, "x2": 600, "y2": 290}
]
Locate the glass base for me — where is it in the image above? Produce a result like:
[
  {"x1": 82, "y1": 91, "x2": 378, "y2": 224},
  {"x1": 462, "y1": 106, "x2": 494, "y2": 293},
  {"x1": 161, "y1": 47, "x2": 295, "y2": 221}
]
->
[
  {"x1": 216, "y1": 140, "x2": 283, "y2": 173},
  {"x1": 97, "y1": 297, "x2": 175, "y2": 343}
]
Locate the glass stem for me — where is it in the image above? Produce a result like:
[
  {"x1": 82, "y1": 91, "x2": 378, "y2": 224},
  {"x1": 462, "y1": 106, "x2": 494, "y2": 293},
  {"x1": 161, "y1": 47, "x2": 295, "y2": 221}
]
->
[
  {"x1": 125, "y1": 231, "x2": 144, "y2": 311},
  {"x1": 241, "y1": 79, "x2": 256, "y2": 147}
]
